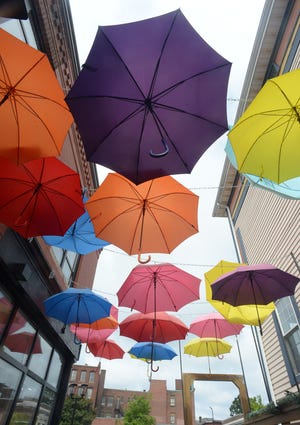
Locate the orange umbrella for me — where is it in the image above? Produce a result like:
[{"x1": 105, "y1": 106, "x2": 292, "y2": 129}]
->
[
  {"x1": 86, "y1": 173, "x2": 198, "y2": 262},
  {"x1": 0, "y1": 28, "x2": 73, "y2": 164}
]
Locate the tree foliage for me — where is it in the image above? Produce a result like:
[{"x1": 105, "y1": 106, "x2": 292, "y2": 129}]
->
[
  {"x1": 59, "y1": 396, "x2": 96, "y2": 425},
  {"x1": 123, "y1": 395, "x2": 156, "y2": 425},
  {"x1": 229, "y1": 394, "x2": 264, "y2": 416}
]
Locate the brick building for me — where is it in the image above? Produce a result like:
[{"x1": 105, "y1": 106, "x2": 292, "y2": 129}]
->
[{"x1": 68, "y1": 363, "x2": 195, "y2": 425}]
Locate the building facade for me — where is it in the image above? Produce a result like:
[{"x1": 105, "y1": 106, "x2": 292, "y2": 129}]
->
[
  {"x1": 68, "y1": 363, "x2": 193, "y2": 425},
  {"x1": 0, "y1": 1, "x2": 100, "y2": 424},
  {"x1": 214, "y1": 0, "x2": 300, "y2": 403}
]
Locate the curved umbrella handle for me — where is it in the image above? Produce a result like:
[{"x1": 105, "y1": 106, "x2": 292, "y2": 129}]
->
[
  {"x1": 138, "y1": 253, "x2": 151, "y2": 264},
  {"x1": 149, "y1": 139, "x2": 169, "y2": 157},
  {"x1": 151, "y1": 363, "x2": 159, "y2": 372},
  {"x1": 217, "y1": 354, "x2": 224, "y2": 360}
]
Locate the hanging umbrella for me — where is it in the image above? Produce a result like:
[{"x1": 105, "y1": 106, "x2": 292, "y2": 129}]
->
[
  {"x1": 225, "y1": 140, "x2": 300, "y2": 199},
  {"x1": 70, "y1": 327, "x2": 115, "y2": 344},
  {"x1": 43, "y1": 288, "x2": 113, "y2": 331},
  {"x1": 228, "y1": 69, "x2": 300, "y2": 184},
  {"x1": 0, "y1": 28, "x2": 73, "y2": 164},
  {"x1": 189, "y1": 312, "x2": 244, "y2": 339},
  {"x1": 211, "y1": 263, "x2": 299, "y2": 332},
  {"x1": 0, "y1": 157, "x2": 84, "y2": 238},
  {"x1": 129, "y1": 342, "x2": 177, "y2": 361},
  {"x1": 66, "y1": 9, "x2": 231, "y2": 184},
  {"x1": 43, "y1": 197, "x2": 110, "y2": 254},
  {"x1": 88, "y1": 339, "x2": 125, "y2": 360},
  {"x1": 5, "y1": 331, "x2": 42, "y2": 354},
  {"x1": 184, "y1": 337, "x2": 232, "y2": 373},
  {"x1": 85, "y1": 173, "x2": 198, "y2": 262},
  {"x1": 117, "y1": 263, "x2": 200, "y2": 313},
  {"x1": 205, "y1": 260, "x2": 275, "y2": 326},
  {"x1": 119, "y1": 311, "x2": 188, "y2": 343}
]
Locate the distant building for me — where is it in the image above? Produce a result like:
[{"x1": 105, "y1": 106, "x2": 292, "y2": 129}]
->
[{"x1": 68, "y1": 363, "x2": 195, "y2": 425}]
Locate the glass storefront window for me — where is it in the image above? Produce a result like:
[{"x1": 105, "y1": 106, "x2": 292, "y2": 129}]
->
[
  {"x1": 34, "y1": 387, "x2": 56, "y2": 425},
  {"x1": 3, "y1": 315, "x2": 36, "y2": 365},
  {"x1": 0, "y1": 290, "x2": 13, "y2": 339},
  {"x1": 9, "y1": 376, "x2": 42, "y2": 425},
  {"x1": 28, "y1": 335, "x2": 52, "y2": 379},
  {"x1": 46, "y1": 350, "x2": 62, "y2": 389},
  {"x1": 0, "y1": 359, "x2": 22, "y2": 425}
]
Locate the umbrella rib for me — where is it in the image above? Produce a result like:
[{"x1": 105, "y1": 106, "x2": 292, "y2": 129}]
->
[
  {"x1": 147, "y1": 9, "x2": 179, "y2": 99},
  {"x1": 101, "y1": 30, "x2": 146, "y2": 98}
]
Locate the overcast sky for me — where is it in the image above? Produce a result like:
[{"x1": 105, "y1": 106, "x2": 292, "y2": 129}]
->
[{"x1": 69, "y1": 0, "x2": 268, "y2": 420}]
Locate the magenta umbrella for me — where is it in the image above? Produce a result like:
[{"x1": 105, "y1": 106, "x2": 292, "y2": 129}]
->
[
  {"x1": 189, "y1": 312, "x2": 244, "y2": 339},
  {"x1": 117, "y1": 263, "x2": 200, "y2": 313}
]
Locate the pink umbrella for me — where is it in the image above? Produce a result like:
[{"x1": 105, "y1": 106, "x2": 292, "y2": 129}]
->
[
  {"x1": 88, "y1": 339, "x2": 125, "y2": 359},
  {"x1": 70, "y1": 327, "x2": 115, "y2": 344},
  {"x1": 117, "y1": 263, "x2": 200, "y2": 313},
  {"x1": 189, "y1": 312, "x2": 244, "y2": 339}
]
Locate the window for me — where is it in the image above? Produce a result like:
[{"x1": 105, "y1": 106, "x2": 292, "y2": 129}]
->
[
  {"x1": 107, "y1": 396, "x2": 114, "y2": 407},
  {"x1": 101, "y1": 396, "x2": 106, "y2": 406},
  {"x1": 276, "y1": 297, "x2": 300, "y2": 374},
  {"x1": 80, "y1": 370, "x2": 87, "y2": 382},
  {"x1": 71, "y1": 369, "x2": 77, "y2": 381},
  {"x1": 170, "y1": 395, "x2": 175, "y2": 406},
  {"x1": 170, "y1": 413, "x2": 176, "y2": 424},
  {"x1": 86, "y1": 388, "x2": 93, "y2": 399},
  {"x1": 51, "y1": 247, "x2": 79, "y2": 284},
  {"x1": 89, "y1": 371, "x2": 95, "y2": 383}
]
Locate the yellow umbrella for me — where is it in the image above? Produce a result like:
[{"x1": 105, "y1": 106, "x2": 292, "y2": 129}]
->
[
  {"x1": 184, "y1": 337, "x2": 232, "y2": 373},
  {"x1": 228, "y1": 69, "x2": 300, "y2": 183},
  {"x1": 205, "y1": 260, "x2": 275, "y2": 326}
]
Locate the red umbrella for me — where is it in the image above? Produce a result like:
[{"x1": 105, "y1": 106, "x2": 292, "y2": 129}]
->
[
  {"x1": 70, "y1": 327, "x2": 115, "y2": 344},
  {"x1": 117, "y1": 263, "x2": 200, "y2": 313},
  {"x1": 189, "y1": 312, "x2": 244, "y2": 339},
  {"x1": 0, "y1": 157, "x2": 84, "y2": 237},
  {"x1": 88, "y1": 339, "x2": 125, "y2": 359},
  {"x1": 5, "y1": 331, "x2": 42, "y2": 354},
  {"x1": 119, "y1": 311, "x2": 188, "y2": 343}
]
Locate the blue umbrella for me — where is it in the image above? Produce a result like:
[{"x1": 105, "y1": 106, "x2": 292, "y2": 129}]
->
[
  {"x1": 43, "y1": 197, "x2": 110, "y2": 254},
  {"x1": 225, "y1": 140, "x2": 300, "y2": 199},
  {"x1": 43, "y1": 288, "x2": 113, "y2": 327},
  {"x1": 129, "y1": 341, "x2": 177, "y2": 372}
]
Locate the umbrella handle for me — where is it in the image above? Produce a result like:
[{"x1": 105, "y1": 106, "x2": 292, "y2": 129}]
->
[
  {"x1": 149, "y1": 139, "x2": 169, "y2": 158},
  {"x1": 138, "y1": 253, "x2": 151, "y2": 264},
  {"x1": 217, "y1": 354, "x2": 224, "y2": 359},
  {"x1": 146, "y1": 358, "x2": 159, "y2": 372}
]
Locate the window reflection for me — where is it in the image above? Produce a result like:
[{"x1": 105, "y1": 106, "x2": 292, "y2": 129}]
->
[
  {"x1": 0, "y1": 359, "x2": 22, "y2": 425},
  {"x1": 9, "y1": 376, "x2": 42, "y2": 425},
  {"x1": 35, "y1": 387, "x2": 56, "y2": 425},
  {"x1": 0, "y1": 291, "x2": 13, "y2": 339},
  {"x1": 3, "y1": 314, "x2": 36, "y2": 365},
  {"x1": 28, "y1": 335, "x2": 52, "y2": 379},
  {"x1": 47, "y1": 350, "x2": 62, "y2": 389}
]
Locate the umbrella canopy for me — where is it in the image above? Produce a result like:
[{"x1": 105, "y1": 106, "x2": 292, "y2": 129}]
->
[
  {"x1": 228, "y1": 69, "x2": 300, "y2": 184},
  {"x1": 85, "y1": 173, "x2": 198, "y2": 259},
  {"x1": 66, "y1": 9, "x2": 231, "y2": 184},
  {"x1": 128, "y1": 342, "x2": 177, "y2": 361},
  {"x1": 189, "y1": 312, "x2": 244, "y2": 339},
  {"x1": 0, "y1": 157, "x2": 84, "y2": 238},
  {"x1": 225, "y1": 140, "x2": 300, "y2": 199},
  {"x1": 70, "y1": 327, "x2": 115, "y2": 344},
  {"x1": 43, "y1": 197, "x2": 110, "y2": 254},
  {"x1": 211, "y1": 263, "x2": 299, "y2": 306},
  {"x1": 205, "y1": 260, "x2": 275, "y2": 326},
  {"x1": 88, "y1": 339, "x2": 125, "y2": 360},
  {"x1": 0, "y1": 28, "x2": 73, "y2": 164},
  {"x1": 119, "y1": 311, "x2": 188, "y2": 343},
  {"x1": 43, "y1": 288, "x2": 113, "y2": 327},
  {"x1": 184, "y1": 337, "x2": 232, "y2": 358},
  {"x1": 117, "y1": 263, "x2": 200, "y2": 313},
  {"x1": 5, "y1": 331, "x2": 42, "y2": 354}
]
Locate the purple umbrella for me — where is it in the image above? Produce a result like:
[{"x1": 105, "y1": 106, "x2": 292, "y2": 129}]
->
[{"x1": 66, "y1": 9, "x2": 231, "y2": 184}]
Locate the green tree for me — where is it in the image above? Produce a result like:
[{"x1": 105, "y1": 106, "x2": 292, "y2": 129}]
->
[
  {"x1": 124, "y1": 395, "x2": 156, "y2": 425},
  {"x1": 59, "y1": 396, "x2": 96, "y2": 425},
  {"x1": 229, "y1": 394, "x2": 264, "y2": 416}
]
